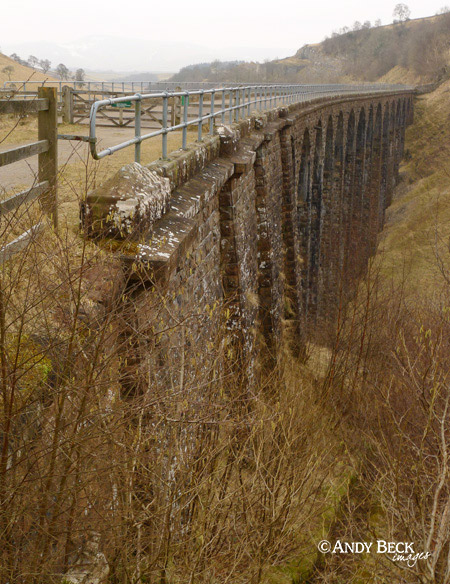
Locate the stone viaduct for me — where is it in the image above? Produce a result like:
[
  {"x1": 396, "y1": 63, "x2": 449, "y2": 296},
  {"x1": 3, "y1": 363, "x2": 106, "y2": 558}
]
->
[{"x1": 85, "y1": 89, "x2": 414, "y2": 388}]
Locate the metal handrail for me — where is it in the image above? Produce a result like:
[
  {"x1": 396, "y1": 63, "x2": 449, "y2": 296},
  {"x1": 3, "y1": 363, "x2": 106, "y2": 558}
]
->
[
  {"x1": 2, "y1": 79, "x2": 298, "y2": 94},
  {"x1": 88, "y1": 83, "x2": 414, "y2": 164}
]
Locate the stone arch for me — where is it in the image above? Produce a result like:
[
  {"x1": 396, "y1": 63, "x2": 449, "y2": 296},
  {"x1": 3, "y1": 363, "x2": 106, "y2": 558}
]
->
[
  {"x1": 297, "y1": 127, "x2": 312, "y2": 323},
  {"x1": 307, "y1": 118, "x2": 324, "y2": 323},
  {"x1": 316, "y1": 115, "x2": 335, "y2": 332},
  {"x1": 407, "y1": 96, "x2": 414, "y2": 124},
  {"x1": 342, "y1": 109, "x2": 356, "y2": 285},
  {"x1": 298, "y1": 129, "x2": 311, "y2": 203},
  {"x1": 361, "y1": 105, "x2": 374, "y2": 265},
  {"x1": 349, "y1": 107, "x2": 367, "y2": 279},
  {"x1": 380, "y1": 102, "x2": 390, "y2": 227},
  {"x1": 393, "y1": 100, "x2": 403, "y2": 184},
  {"x1": 324, "y1": 111, "x2": 345, "y2": 321},
  {"x1": 385, "y1": 101, "x2": 397, "y2": 206},
  {"x1": 369, "y1": 103, "x2": 383, "y2": 249},
  {"x1": 399, "y1": 99, "x2": 407, "y2": 160},
  {"x1": 401, "y1": 99, "x2": 407, "y2": 130}
]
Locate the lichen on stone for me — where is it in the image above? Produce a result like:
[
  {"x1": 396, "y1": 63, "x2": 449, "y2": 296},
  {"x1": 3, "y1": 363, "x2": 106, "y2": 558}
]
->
[{"x1": 83, "y1": 163, "x2": 171, "y2": 241}]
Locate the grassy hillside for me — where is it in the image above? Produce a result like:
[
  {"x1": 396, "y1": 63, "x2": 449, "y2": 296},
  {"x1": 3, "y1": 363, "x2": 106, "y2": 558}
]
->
[
  {"x1": 311, "y1": 77, "x2": 450, "y2": 582},
  {"x1": 320, "y1": 12, "x2": 450, "y2": 82},
  {"x1": 377, "y1": 77, "x2": 450, "y2": 296},
  {"x1": 0, "y1": 52, "x2": 58, "y2": 86}
]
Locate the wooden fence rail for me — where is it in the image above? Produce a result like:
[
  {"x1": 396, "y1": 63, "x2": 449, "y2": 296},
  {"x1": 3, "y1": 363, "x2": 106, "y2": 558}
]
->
[
  {"x1": 61, "y1": 86, "x2": 188, "y2": 128},
  {"x1": 0, "y1": 86, "x2": 58, "y2": 264}
]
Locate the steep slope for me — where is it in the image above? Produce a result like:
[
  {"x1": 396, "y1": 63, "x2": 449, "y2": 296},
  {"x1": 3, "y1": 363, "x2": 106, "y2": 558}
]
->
[
  {"x1": 0, "y1": 52, "x2": 58, "y2": 86},
  {"x1": 171, "y1": 12, "x2": 450, "y2": 85},
  {"x1": 376, "y1": 77, "x2": 450, "y2": 296},
  {"x1": 318, "y1": 13, "x2": 450, "y2": 82}
]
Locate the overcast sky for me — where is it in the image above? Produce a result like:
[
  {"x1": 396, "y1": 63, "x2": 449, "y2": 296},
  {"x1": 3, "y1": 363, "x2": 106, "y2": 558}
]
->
[{"x1": 1, "y1": 0, "x2": 448, "y2": 70}]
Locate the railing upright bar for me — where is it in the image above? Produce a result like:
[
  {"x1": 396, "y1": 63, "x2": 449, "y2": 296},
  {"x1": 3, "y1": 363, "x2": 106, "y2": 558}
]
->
[
  {"x1": 221, "y1": 90, "x2": 225, "y2": 125},
  {"x1": 182, "y1": 92, "x2": 188, "y2": 149},
  {"x1": 198, "y1": 91, "x2": 204, "y2": 141},
  {"x1": 135, "y1": 97, "x2": 141, "y2": 163},
  {"x1": 162, "y1": 93, "x2": 168, "y2": 159},
  {"x1": 210, "y1": 90, "x2": 215, "y2": 134},
  {"x1": 85, "y1": 83, "x2": 414, "y2": 161}
]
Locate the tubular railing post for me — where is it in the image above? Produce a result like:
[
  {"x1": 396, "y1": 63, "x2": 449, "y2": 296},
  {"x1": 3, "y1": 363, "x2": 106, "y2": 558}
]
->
[
  {"x1": 198, "y1": 90, "x2": 204, "y2": 141},
  {"x1": 182, "y1": 92, "x2": 188, "y2": 149},
  {"x1": 135, "y1": 96, "x2": 141, "y2": 163},
  {"x1": 85, "y1": 83, "x2": 411, "y2": 163},
  {"x1": 221, "y1": 90, "x2": 225, "y2": 125},
  {"x1": 162, "y1": 93, "x2": 168, "y2": 159},
  {"x1": 210, "y1": 90, "x2": 215, "y2": 134}
]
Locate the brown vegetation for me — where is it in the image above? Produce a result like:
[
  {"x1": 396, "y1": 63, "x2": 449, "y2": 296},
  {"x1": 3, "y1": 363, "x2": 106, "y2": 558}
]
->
[
  {"x1": 310, "y1": 79, "x2": 450, "y2": 582},
  {"x1": 0, "y1": 112, "x2": 343, "y2": 582},
  {"x1": 1, "y1": 51, "x2": 449, "y2": 584}
]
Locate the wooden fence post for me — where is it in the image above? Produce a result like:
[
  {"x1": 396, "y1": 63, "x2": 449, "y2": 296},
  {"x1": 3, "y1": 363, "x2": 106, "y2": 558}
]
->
[
  {"x1": 62, "y1": 85, "x2": 73, "y2": 124},
  {"x1": 38, "y1": 86, "x2": 58, "y2": 229}
]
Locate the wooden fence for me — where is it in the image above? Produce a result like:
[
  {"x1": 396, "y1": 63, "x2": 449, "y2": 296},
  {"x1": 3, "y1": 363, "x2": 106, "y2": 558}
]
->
[
  {"x1": 0, "y1": 87, "x2": 58, "y2": 263},
  {"x1": 60, "y1": 86, "x2": 206, "y2": 129}
]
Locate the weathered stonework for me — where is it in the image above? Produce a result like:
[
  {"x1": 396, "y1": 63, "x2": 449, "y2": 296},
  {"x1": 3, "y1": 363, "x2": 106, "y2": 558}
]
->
[
  {"x1": 83, "y1": 163, "x2": 170, "y2": 240},
  {"x1": 82, "y1": 90, "x2": 415, "y2": 386}
]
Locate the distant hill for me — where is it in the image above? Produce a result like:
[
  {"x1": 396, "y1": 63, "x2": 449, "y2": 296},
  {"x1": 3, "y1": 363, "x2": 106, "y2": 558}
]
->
[
  {"x1": 3, "y1": 36, "x2": 287, "y2": 75},
  {"x1": 171, "y1": 12, "x2": 450, "y2": 85},
  {"x1": 0, "y1": 53, "x2": 58, "y2": 86}
]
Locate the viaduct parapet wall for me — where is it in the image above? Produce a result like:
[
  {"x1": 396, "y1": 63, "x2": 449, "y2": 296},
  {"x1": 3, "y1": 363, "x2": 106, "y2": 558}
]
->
[{"x1": 85, "y1": 90, "x2": 414, "y2": 388}]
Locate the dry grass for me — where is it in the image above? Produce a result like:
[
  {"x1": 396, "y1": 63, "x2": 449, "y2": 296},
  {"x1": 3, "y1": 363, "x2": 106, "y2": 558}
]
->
[
  {"x1": 56, "y1": 130, "x2": 184, "y2": 229},
  {"x1": 0, "y1": 52, "x2": 59, "y2": 86},
  {"x1": 1, "y1": 112, "x2": 184, "y2": 231},
  {"x1": 375, "y1": 79, "x2": 450, "y2": 296},
  {"x1": 377, "y1": 64, "x2": 422, "y2": 84}
]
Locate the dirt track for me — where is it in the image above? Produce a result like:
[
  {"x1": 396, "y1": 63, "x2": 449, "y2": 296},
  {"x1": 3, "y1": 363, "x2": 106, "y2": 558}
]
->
[{"x1": 0, "y1": 126, "x2": 139, "y2": 193}]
